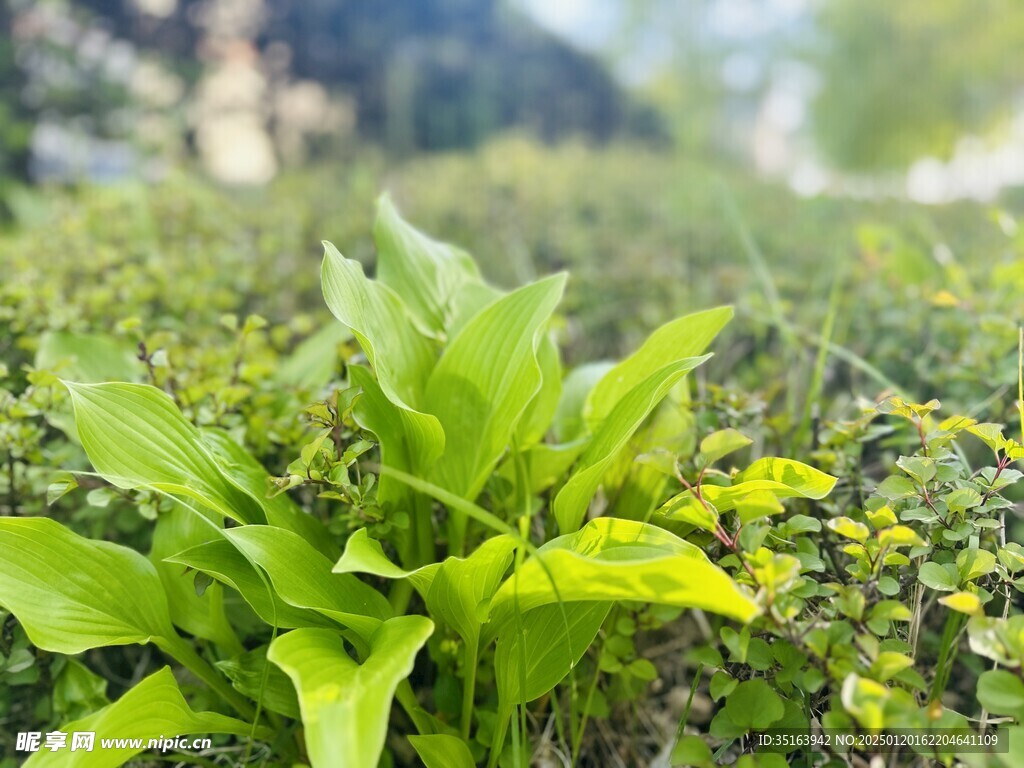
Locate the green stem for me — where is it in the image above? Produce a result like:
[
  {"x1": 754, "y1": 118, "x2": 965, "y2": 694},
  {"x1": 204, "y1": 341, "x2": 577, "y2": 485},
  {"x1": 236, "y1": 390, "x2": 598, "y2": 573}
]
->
[
  {"x1": 930, "y1": 611, "x2": 965, "y2": 701},
  {"x1": 156, "y1": 635, "x2": 256, "y2": 720},
  {"x1": 571, "y1": 659, "x2": 601, "y2": 766},
  {"x1": 461, "y1": 635, "x2": 480, "y2": 740},
  {"x1": 487, "y1": 703, "x2": 513, "y2": 768}
]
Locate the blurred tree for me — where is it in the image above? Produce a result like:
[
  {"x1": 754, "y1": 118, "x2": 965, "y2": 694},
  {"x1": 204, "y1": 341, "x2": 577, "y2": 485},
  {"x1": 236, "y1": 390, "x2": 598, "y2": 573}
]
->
[
  {"x1": 809, "y1": 0, "x2": 1024, "y2": 171},
  {"x1": 0, "y1": 0, "x2": 32, "y2": 184},
  {"x1": 69, "y1": 0, "x2": 663, "y2": 154}
]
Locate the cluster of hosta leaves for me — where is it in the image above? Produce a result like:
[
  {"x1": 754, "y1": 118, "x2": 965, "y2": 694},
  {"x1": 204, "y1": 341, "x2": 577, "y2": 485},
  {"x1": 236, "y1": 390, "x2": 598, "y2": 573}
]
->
[{"x1": 0, "y1": 197, "x2": 795, "y2": 767}]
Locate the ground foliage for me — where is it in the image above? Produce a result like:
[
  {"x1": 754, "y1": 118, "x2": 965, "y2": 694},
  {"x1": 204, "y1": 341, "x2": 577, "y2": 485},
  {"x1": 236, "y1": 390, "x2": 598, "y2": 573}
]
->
[{"x1": 1, "y1": 145, "x2": 1024, "y2": 766}]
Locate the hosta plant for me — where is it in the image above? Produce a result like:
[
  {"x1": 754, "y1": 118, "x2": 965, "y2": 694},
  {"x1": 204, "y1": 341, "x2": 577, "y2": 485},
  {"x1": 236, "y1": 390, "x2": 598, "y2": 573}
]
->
[{"x1": 0, "y1": 197, "x2": 837, "y2": 767}]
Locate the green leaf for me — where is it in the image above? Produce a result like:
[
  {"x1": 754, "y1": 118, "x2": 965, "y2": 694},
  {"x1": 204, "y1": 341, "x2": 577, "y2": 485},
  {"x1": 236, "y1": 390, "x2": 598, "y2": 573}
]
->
[
  {"x1": 552, "y1": 362, "x2": 615, "y2": 442},
  {"x1": 939, "y1": 592, "x2": 983, "y2": 616},
  {"x1": 977, "y1": 670, "x2": 1024, "y2": 718},
  {"x1": 215, "y1": 646, "x2": 300, "y2": 719},
  {"x1": 337, "y1": 530, "x2": 515, "y2": 648},
  {"x1": 918, "y1": 561, "x2": 959, "y2": 592},
  {"x1": 409, "y1": 734, "x2": 477, "y2": 768},
  {"x1": 555, "y1": 357, "x2": 711, "y2": 532},
  {"x1": 321, "y1": 241, "x2": 442, "y2": 456},
  {"x1": 671, "y1": 735, "x2": 715, "y2": 767},
  {"x1": 64, "y1": 382, "x2": 264, "y2": 524},
  {"x1": 957, "y1": 548, "x2": 997, "y2": 581},
  {"x1": 426, "y1": 536, "x2": 516, "y2": 648},
  {"x1": 273, "y1": 322, "x2": 351, "y2": 388},
  {"x1": 424, "y1": 274, "x2": 566, "y2": 500},
  {"x1": 515, "y1": 332, "x2": 562, "y2": 447},
  {"x1": 487, "y1": 518, "x2": 758, "y2": 634},
  {"x1": 700, "y1": 428, "x2": 753, "y2": 465},
  {"x1": 166, "y1": 539, "x2": 332, "y2": 629},
  {"x1": 584, "y1": 306, "x2": 732, "y2": 429},
  {"x1": 663, "y1": 458, "x2": 836, "y2": 530},
  {"x1": 349, "y1": 364, "x2": 444, "y2": 529},
  {"x1": 36, "y1": 331, "x2": 141, "y2": 383},
  {"x1": 877, "y1": 525, "x2": 926, "y2": 549},
  {"x1": 0, "y1": 518, "x2": 175, "y2": 654},
  {"x1": 494, "y1": 602, "x2": 610, "y2": 705},
  {"x1": 334, "y1": 527, "x2": 437, "y2": 587},
  {"x1": 268, "y1": 618, "x2": 433, "y2": 768},
  {"x1": 225, "y1": 526, "x2": 392, "y2": 640},
  {"x1": 896, "y1": 456, "x2": 936, "y2": 485},
  {"x1": 947, "y1": 487, "x2": 983, "y2": 514},
  {"x1": 200, "y1": 428, "x2": 339, "y2": 559},
  {"x1": 968, "y1": 423, "x2": 1007, "y2": 452},
  {"x1": 24, "y1": 667, "x2": 261, "y2": 768},
  {"x1": 150, "y1": 506, "x2": 238, "y2": 652},
  {"x1": 373, "y1": 193, "x2": 480, "y2": 337},
  {"x1": 869, "y1": 651, "x2": 914, "y2": 682},
  {"x1": 826, "y1": 517, "x2": 870, "y2": 543},
  {"x1": 723, "y1": 679, "x2": 784, "y2": 730},
  {"x1": 53, "y1": 659, "x2": 109, "y2": 722}
]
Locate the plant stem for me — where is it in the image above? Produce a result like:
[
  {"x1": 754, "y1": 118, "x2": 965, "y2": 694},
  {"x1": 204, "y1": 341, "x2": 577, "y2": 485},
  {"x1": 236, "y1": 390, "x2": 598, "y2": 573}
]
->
[{"x1": 461, "y1": 635, "x2": 479, "y2": 739}]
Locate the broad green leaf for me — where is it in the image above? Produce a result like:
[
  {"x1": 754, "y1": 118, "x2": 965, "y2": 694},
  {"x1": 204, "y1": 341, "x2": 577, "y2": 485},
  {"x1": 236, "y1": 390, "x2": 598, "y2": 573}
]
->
[
  {"x1": 321, "y1": 242, "x2": 441, "y2": 450},
  {"x1": 516, "y1": 332, "x2": 563, "y2": 447},
  {"x1": 53, "y1": 659, "x2": 109, "y2": 721},
  {"x1": 166, "y1": 539, "x2": 332, "y2": 629},
  {"x1": 216, "y1": 646, "x2": 300, "y2": 719},
  {"x1": 349, "y1": 364, "x2": 443, "y2": 517},
  {"x1": 274, "y1": 322, "x2": 351, "y2": 388},
  {"x1": 554, "y1": 356, "x2": 710, "y2": 533},
  {"x1": 24, "y1": 667, "x2": 260, "y2": 768},
  {"x1": 700, "y1": 428, "x2": 753, "y2": 465},
  {"x1": 336, "y1": 531, "x2": 515, "y2": 648},
  {"x1": 424, "y1": 274, "x2": 565, "y2": 501},
  {"x1": 552, "y1": 361, "x2": 615, "y2": 442},
  {"x1": 426, "y1": 535, "x2": 516, "y2": 648},
  {"x1": 36, "y1": 331, "x2": 141, "y2": 383},
  {"x1": 268, "y1": 618, "x2": 433, "y2": 768},
  {"x1": 968, "y1": 616, "x2": 1024, "y2": 667},
  {"x1": 495, "y1": 602, "x2": 609, "y2": 705},
  {"x1": 65, "y1": 382, "x2": 263, "y2": 525},
  {"x1": 518, "y1": 438, "x2": 589, "y2": 494},
  {"x1": 334, "y1": 527, "x2": 437, "y2": 589},
  {"x1": 409, "y1": 734, "x2": 477, "y2": 768},
  {"x1": 487, "y1": 518, "x2": 758, "y2": 634},
  {"x1": 374, "y1": 193, "x2": 480, "y2": 337},
  {"x1": 0, "y1": 518, "x2": 174, "y2": 653},
  {"x1": 201, "y1": 427, "x2": 338, "y2": 559},
  {"x1": 150, "y1": 507, "x2": 238, "y2": 652},
  {"x1": 584, "y1": 306, "x2": 732, "y2": 429},
  {"x1": 225, "y1": 526, "x2": 392, "y2": 640}
]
